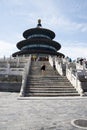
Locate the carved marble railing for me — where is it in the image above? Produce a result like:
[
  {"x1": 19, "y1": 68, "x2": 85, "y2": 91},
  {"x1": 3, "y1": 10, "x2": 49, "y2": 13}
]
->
[
  {"x1": 19, "y1": 55, "x2": 31, "y2": 97},
  {"x1": 49, "y1": 56, "x2": 54, "y2": 67},
  {"x1": 0, "y1": 56, "x2": 30, "y2": 75},
  {"x1": 0, "y1": 67, "x2": 24, "y2": 75},
  {"x1": 49, "y1": 56, "x2": 87, "y2": 96},
  {"x1": 49, "y1": 56, "x2": 65, "y2": 76},
  {"x1": 66, "y1": 64, "x2": 86, "y2": 96}
]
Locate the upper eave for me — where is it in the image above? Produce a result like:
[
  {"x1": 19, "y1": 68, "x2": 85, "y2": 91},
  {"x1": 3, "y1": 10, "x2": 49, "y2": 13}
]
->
[{"x1": 23, "y1": 27, "x2": 55, "y2": 39}]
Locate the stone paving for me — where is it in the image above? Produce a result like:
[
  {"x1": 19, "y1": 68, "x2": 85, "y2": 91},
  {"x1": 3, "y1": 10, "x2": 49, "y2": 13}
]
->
[{"x1": 0, "y1": 92, "x2": 87, "y2": 130}]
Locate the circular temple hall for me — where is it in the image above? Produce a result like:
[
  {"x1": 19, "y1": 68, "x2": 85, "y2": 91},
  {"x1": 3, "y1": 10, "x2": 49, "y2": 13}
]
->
[{"x1": 12, "y1": 19, "x2": 64, "y2": 57}]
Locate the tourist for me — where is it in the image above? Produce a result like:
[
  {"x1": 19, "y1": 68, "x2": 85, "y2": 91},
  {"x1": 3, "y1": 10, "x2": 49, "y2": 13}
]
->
[
  {"x1": 53, "y1": 64, "x2": 56, "y2": 70},
  {"x1": 41, "y1": 63, "x2": 46, "y2": 74},
  {"x1": 53, "y1": 61, "x2": 56, "y2": 70}
]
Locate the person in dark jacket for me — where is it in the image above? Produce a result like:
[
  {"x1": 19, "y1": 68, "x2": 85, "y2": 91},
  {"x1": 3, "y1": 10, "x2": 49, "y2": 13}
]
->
[{"x1": 41, "y1": 63, "x2": 46, "y2": 74}]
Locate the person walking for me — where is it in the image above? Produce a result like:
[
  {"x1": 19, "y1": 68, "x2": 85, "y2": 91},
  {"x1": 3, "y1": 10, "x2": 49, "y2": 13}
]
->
[{"x1": 41, "y1": 63, "x2": 46, "y2": 74}]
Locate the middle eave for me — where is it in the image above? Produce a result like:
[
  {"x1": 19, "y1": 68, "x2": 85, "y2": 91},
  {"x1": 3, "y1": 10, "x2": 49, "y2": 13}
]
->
[{"x1": 17, "y1": 38, "x2": 61, "y2": 50}]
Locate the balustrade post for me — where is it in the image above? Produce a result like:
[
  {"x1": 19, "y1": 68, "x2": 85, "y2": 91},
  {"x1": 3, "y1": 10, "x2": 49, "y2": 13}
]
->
[
  {"x1": 66, "y1": 62, "x2": 68, "y2": 76},
  {"x1": 7, "y1": 62, "x2": 10, "y2": 75},
  {"x1": 70, "y1": 68, "x2": 72, "y2": 81},
  {"x1": 76, "y1": 70, "x2": 78, "y2": 89},
  {"x1": 83, "y1": 60, "x2": 86, "y2": 75},
  {"x1": 17, "y1": 56, "x2": 20, "y2": 67},
  {"x1": 4, "y1": 56, "x2": 6, "y2": 61}
]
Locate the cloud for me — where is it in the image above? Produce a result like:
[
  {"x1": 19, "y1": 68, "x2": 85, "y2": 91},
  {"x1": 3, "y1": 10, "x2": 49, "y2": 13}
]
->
[
  {"x1": 4, "y1": 0, "x2": 87, "y2": 33},
  {"x1": 0, "y1": 0, "x2": 87, "y2": 59},
  {"x1": 59, "y1": 40, "x2": 87, "y2": 59},
  {"x1": 45, "y1": 16, "x2": 87, "y2": 32},
  {"x1": 60, "y1": 45, "x2": 87, "y2": 60},
  {"x1": 0, "y1": 0, "x2": 25, "y2": 6},
  {"x1": 0, "y1": 40, "x2": 17, "y2": 58}
]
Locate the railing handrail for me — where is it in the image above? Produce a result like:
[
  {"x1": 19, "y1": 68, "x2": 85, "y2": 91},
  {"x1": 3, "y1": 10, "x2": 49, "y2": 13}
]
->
[
  {"x1": 66, "y1": 66, "x2": 84, "y2": 96},
  {"x1": 49, "y1": 56, "x2": 84, "y2": 96},
  {"x1": 19, "y1": 55, "x2": 31, "y2": 97}
]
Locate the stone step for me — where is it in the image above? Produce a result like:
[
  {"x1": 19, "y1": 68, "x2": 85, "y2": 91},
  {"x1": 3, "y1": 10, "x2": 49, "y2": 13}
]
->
[
  {"x1": 26, "y1": 86, "x2": 74, "y2": 90},
  {"x1": 25, "y1": 92, "x2": 80, "y2": 97},
  {"x1": 28, "y1": 80, "x2": 69, "y2": 83},
  {"x1": 26, "y1": 82, "x2": 72, "y2": 86},
  {"x1": 28, "y1": 77, "x2": 70, "y2": 80},
  {"x1": 29, "y1": 73, "x2": 58, "y2": 75},
  {"x1": 26, "y1": 86, "x2": 74, "y2": 88},
  {"x1": 24, "y1": 61, "x2": 79, "y2": 97},
  {"x1": 26, "y1": 89, "x2": 77, "y2": 93},
  {"x1": 26, "y1": 87, "x2": 76, "y2": 90},
  {"x1": 28, "y1": 77, "x2": 68, "y2": 80},
  {"x1": 26, "y1": 91, "x2": 77, "y2": 95},
  {"x1": 28, "y1": 75, "x2": 65, "y2": 77},
  {"x1": 28, "y1": 80, "x2": 70, "y2": 83},
  {"x1": 27, "y1": 77, "x2": 69, "y2": 82}
]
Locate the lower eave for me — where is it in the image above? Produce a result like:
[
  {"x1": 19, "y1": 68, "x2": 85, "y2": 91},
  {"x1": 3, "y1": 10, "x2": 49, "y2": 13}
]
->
[{"x1": 12, "y1": 50, "x2": 65, "y2": 58}]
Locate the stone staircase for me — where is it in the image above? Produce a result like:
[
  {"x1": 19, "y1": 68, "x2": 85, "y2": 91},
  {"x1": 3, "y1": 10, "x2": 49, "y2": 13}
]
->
[{"x1": 24, "y1": 61, "x2": 80, "y2": 97}]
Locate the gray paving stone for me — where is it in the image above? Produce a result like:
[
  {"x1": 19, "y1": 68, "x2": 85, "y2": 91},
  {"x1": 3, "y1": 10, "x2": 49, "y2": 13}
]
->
[{"x1": 0, "y1": 92, "x2": 87, "y2": 130}]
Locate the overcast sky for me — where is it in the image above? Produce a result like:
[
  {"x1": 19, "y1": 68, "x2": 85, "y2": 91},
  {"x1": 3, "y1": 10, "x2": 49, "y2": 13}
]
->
[{"x1": 0, "y1": 0, "x2": 87, "y2": 60}]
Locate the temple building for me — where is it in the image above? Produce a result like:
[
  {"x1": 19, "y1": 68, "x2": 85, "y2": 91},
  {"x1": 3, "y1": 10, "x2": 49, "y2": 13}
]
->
[
  {"x1": 0, "y1": 20, "x2": 87, "y2": 97},
  {"x1": 12, "y1": 19, "x2": 64, "y2": 58}
]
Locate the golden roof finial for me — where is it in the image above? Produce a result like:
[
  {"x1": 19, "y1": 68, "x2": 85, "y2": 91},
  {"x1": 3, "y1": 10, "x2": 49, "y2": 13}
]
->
[
  {"x1": 38, "y1": 19, "x2": 41, "y2": 24},
  {"x1": 37, "y1": 19, "x2": 42, "y2": 27}
]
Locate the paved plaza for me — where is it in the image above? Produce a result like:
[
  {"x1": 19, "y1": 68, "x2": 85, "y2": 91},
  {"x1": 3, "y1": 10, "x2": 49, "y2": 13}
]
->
[{"x1": 0, "y1": 92, "x2": 87, "y2": 130}]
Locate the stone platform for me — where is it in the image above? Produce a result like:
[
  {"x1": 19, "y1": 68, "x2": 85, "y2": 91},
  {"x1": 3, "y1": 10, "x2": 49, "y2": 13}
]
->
[{"x1": 0, "y1": 92, "x2": 87, "y2": 130}]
